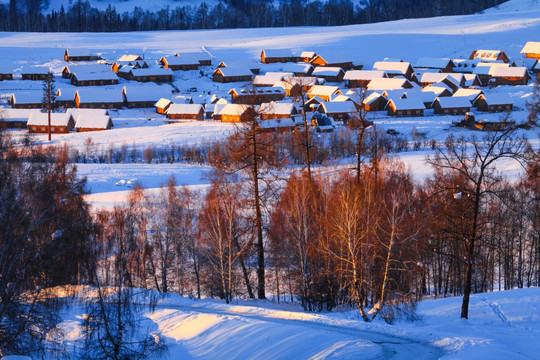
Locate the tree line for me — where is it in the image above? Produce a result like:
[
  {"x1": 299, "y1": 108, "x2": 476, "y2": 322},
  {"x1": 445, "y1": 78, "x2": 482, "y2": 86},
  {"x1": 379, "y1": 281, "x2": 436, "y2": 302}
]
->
[{"x1": 0, "y1": 0, "x2": 508, "y2": 32}]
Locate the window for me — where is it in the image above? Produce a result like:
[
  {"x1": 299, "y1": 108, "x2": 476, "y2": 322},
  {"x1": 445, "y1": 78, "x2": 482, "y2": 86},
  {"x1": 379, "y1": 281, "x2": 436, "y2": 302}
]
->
[{"x1": 444, "y1": 109, "x2": 449, "y2": 114}]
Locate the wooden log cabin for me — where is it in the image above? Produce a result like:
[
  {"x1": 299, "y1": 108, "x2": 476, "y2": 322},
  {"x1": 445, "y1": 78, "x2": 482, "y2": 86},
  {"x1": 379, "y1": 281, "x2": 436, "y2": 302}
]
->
[
  {"x1": 74, "y1": 114, "x2": 114, "y2": 132},
  {"x1": 432, "y1": 96, "x2": 472, "y2": 115},
  {"x1": 165, "y1": 104, "x2": 205, "y2": 121},
  {"x1": 228, "y1": 87, "x2": 286, "y2": 105},
  {"x1": 521, "y1": 42, "x2": 540, "y2": 60},
  {"x1": 343, "y1": 70, "x2": 386, "y2": 88},
  {"x1": 386, "y1": 97, "x2": 425, "y2": 117},
  {"x1": 260, "y1": 49, "x2": 298, "y2": 64},
  {"x1": 71, "y1": 72, "x2": 119, "y2": 86},
  {"x1": 27, "y1": 112, "x2": 75, "y2": 133},
  {"x1": 21, "y1": 66, "x2": 50, "y2": 81},
  {"x1": 489, "y1": 66, "x2": 530, "y2": 86},
  {"x1": 469, "y1": 50, "x2": 510, "y2": 63},
  {"x1": 160, "y1": 56, "x2": 199, "y2": 71},
  {"x1": 473, "y1": 94, "x2": 514, "y2": 112},
  {"x1": 64, "y1": 48, "x2": 100, "y2": 62},
  {"x1": 74, "y1": 88, "x2": 124, "y2": 109},
  {"x1": 212, "y1": 67, "x2": 253, "y2": 83},
  {"x1": 216, "y1": 104, "x2": 256, "y2": 123}
]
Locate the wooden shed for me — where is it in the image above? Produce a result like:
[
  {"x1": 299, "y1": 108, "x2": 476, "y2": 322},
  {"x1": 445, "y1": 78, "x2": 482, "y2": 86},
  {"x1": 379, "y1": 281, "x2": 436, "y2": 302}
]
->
[
  {"x1": 129, "y1": 67, "x2": 172, "y2": 82},
  {"x1": 432, "y1": 96, "x2": 472, "y2": 115},
  {"x1": 489, "y1": 67, "x2": 530, "y2": 86},
  {"x1": 310, "y1": 55, "x2": 357, "y2": 70},
  {"x1": 154, "y1": 98, "x2": 172, "y2": 114},
  {"x1": 260, "y1": 49, "x2": 298, "y2": 64},
  {"x1": 311, "y1": 67, "x2": 345, "y2": 82},
  {"x1": 27, "y1": 112, "x2": 74, "y2": 133},
  {"x1": 373, "y1": 61, "x2": 414, "y2": 80},
  {"x1": 0, "y1": 108, "x2": 32, "y2": 129},
  {"x1": 473, "y1": 94, "x2": 513, "y2": 112},
  {"x1": 212, "y1": 67, "x2": 253, "y2": 83},
  {"x1": 21, "y1": 66, "x2": 50, "y2": 81},
  {"x1": 75, "y1": 88, "x2": 124, "y2": 109},
  {"x1": 259, "y1": 102, "x2": 298, "y2": 120},
  {"x1": 306, "y1": 85, "x2": 342, "y2": 101},
  {"x1": 64, "y1": 48, "x2": 100, "y2": 62},
  {"x1": 228, "y1": 87, "x2": 286, "y2": 105},
  {"x1": 123, "y1": 85, "x2": 172, "y2": 108},
  {"x1": 0, "y1": 67, "x2": 14, "y2": 81},
  {"x1": 216, "y1": 104, "x2": 256, "y2": 123},
  {"x1": 521, "y1": 42, "x2": 540, "y2": 60},
  {"x1": 160, "y1": 56, "x2": 199, "y2": 71},
  {"x1": 362, "y1": 92, "x2": 388, "y2": 111},
  {"x1": 386, "y1": 97, "x2": 425, "y2": 117},
  {"x1": 165, "y1": 104, "x2": 204, "y2": 121},
  {"x1": 74, "y1": 114, "x2": 113, "y2": 132},
  {"x1": 469, "y1": 50, "x2": 510, "y2": 63},
  {"x1": 10, "y1": 92, "x2": 44, "y2": 109},
  {"x1": 343, "y1": 70, "x2": 386, "y2": 88},
  {"x1": 56, "y1": 88, "x2": 76, "y2": 108},
  {"x1": 317, "y1": 101, "x2": 358, "y2": 122},
  {"x1": 71, "y1": 72, "x2": 119, "y2": 86}
]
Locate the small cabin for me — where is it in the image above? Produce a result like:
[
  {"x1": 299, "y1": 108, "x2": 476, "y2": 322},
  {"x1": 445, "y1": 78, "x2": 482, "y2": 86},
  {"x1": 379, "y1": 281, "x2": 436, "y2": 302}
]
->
[
  {"x1": 281, "y1": 63, "x2": 314, "y2": 77},
  {"x1": 154, "y1": 98, "x2": 172, "y2": 114},
  {"x1": 489, "y1": 67, "x2": 530, "y2": 86},
  {"x1": 0, "y1": 108, "x2": 32, "y2": 129},
  {"x1": 129, "y1": 67, "x2": 172, "y2": 83},
  {"x1": 372, "y1": 61, "x2": 414, "y2": 80},
  {"x1": 212, "y1": 67, "x2": 253, "y2": 83},
  {"x1": 64, "y1": 48, "x2": 100, "y2": 62},
  {"x1": 414, "y1": 58, "x2": 455, "y2": 73},
  {"x1": 0, "y1": 67, "x2": 14, "y2": 81},
  {"x1": 343, "y1": 70, "x2": 386, "y2": 88},
  {"x1": 71, "y1": 72, "x2": 119, "y2": 86},
  {"x1": 521, "y1": 42, "x2": 540, "y2": 60},
  {"x1": 386, "y1": 97, "x2": 425, "y2": 117},
  {"x1": 432, "y1": 96, "x2": 471, "y2": 115},
  {"x1": 258, "y1": 118, "x2": 296, "y2": 133},
  {"x1": 165, "y1": 104, "x2": 204, "y2": 121},
  {"x1": 27, "y1": 112, "x2": 75, "y2": 133},
  {"x1": 311, "y1": 67, "x2": 345, "y2": 82},
  {"x1": 260, "y1": 49, "x2": 298, "y2": 64},
  {"x1": 75, "y1": 114, "x2": 113, "y2": 132},
  {"x1": 75, "y1": 89, "x2": 124, "y2": 109},
  {"x1": 123, "y1": 85, "x2": 172, "y2": 108},
  {"x1": 310, "y1": 55, "x2": 357, "y2": 71},
  {"x1": 9, "y1": 92, "x2": 44, "y2": 109},
  {"x1": 160, "y1": 56, "x2": 199, "y2": 71},
  {"x1": 56, "y1": 88, "x2": 76, "y2": 108},
  {"x1": 175, "y1": 52, "x2": 212, "y2": 66},
  {"x1": 469, "y1": 50, "x2": 510, "y2": 63},
  {"x1": 306, "y1": 85, "x2": 342, "y2": 102},
  {"x1": 259, "y1": 102, "x2": 298, "y2": 120},
  {"x1": 228, "y1": 87, "x2": 286, "y2": 105},
  {"x1": 367, "y1": 78, "x2": 414, "y2": 91},
  {"x1": 317, "y1": 101, "x2": 358, "y2": 122},
  {"x1": 216, "y1": 104, "x2": 256, "y2": 123},
  {"x1": 21, "y1": 66, "x2": 50, "y2": 81},
  {"x1": 473, "y1": 94, "x2": 513, "y2": 112},
  {"x1": 253, "y1": 72, "x2": 293, "y2": 87},
  {"x1": 362, "y1": 92, "x2": 388, "y2": 111}
]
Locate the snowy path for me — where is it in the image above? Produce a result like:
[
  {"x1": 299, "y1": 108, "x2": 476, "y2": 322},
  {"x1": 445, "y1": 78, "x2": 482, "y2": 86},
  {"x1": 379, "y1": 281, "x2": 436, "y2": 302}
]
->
[{"x1": 147, "y1": 301, "x2": 445, "y2": 359}]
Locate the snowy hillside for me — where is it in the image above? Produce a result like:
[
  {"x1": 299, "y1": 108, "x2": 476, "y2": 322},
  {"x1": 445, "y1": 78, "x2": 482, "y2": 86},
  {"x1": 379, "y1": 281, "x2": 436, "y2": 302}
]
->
[
  {"x1": 0, "y1": 0, "x2": 538, "y2": 209},
  {"x1": 53, "y1": 287, "x2": 540, "y2": 359}
]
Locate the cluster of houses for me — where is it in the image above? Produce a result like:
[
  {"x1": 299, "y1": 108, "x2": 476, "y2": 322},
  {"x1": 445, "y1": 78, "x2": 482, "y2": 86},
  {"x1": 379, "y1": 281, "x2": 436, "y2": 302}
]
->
[{"x1": 1, "y1": 41, "x2": 539, "y2": 133}]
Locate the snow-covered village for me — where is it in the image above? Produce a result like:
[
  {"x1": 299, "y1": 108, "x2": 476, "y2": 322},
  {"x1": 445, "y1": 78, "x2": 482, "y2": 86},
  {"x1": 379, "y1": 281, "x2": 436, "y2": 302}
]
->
[{"x1": 0, "y1": 0, "x2": 539, "y2": 359}]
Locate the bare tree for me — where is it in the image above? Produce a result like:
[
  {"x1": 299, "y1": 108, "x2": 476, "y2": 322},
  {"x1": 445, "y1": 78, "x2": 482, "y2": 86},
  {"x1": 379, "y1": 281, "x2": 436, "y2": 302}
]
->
[{"x1": 427, "y1": 127, "x2": 528, "y2": 319}]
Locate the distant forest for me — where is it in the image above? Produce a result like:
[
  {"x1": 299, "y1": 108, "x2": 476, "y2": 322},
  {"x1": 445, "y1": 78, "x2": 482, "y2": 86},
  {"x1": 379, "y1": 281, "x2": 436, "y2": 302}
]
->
[{"x1": 0, "y1": 0, "x2": 508, "y2": 32}]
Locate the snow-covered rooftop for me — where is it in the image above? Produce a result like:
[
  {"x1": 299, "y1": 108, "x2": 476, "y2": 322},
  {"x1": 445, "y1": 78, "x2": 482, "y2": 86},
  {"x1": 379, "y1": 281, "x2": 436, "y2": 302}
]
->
[
  {"x1": 27, "y1": 112, "x2": 73, "y2": 127},
  {"x1": 307, "y1": 85, "x2": 341, "y2": 97},
  {"x1": 367, "y1": 78, "x2": 410, "y2": 91},
  {"x1": 319, "y1": 101, "x2": 357, "y2": 114},
  {"x1": 259, "y1": 102, "x2": 297, "y2": 115},
  {"x1": 75, "y1": 114, "x2": 112, "y2": 129},
  {"x1": 165, "y1": 103, "x2": 203, "y2": 115},
  {"x1": 521, "y1": 41, "x2": 540, "y2": 55},
  {"x1": 343, "y1": 70, "x2": 385, "y2": 81},
  {"x1": 372, "y1": 61, "x2": 411, "y2": 75},
  {"x1": 434, "y1": 96, "x2": 472, "y2": 108},
  {"x1": 312, "y1": 67, "x2": 344, "y2": 76}
]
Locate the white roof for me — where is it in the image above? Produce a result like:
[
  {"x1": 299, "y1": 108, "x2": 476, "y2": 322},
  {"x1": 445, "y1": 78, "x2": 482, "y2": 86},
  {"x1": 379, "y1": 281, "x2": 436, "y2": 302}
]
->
[
  {"x1": 130, "y1": 67, "x2": 171, "y2": 77},
  {"x1": 388, "y1": 97, "x2": 425, "y2": 111},
  {"x1": 76, "y1": 88, "x2": 124, "y2": 103},
  {"x1": 472, "y1": 50, "x2": 503, "y2": 61},
  {"x1": 11, "y1": 92, "x2": 42, "y2": 104},
  {"x1": 66, "y1": 108, "x2": 109, "y2": 118},
  {"x1": 75, "y1": 114, "x2": 112, "y2": 129},
  {"x1": 384, "y1": 89, "x2": 434, "y2": 104},
  {"x1": 259, "y1": 102, "x2": 297, "y2": 115},
  {"x1": 422, "y1": 86, "x2": 451, "y2": 97},
  {"x1": 453, "y1": 88, "x2": 483, "y2": 101},
  {"x1": 176, "y1": 52, "x2": 212, "y2": 61},
  {"x1": 214, "y1": 67, "x2": 253, "y2": 77},
  {"x1": 259, "y1": 118, "x2": 295, "y2": 129},
  {"x1": 281, "y1": 63, "x2": 313, "y2": 74},
  {"x1": 367, "y1": 78, "x2": 410, "y2": 91},
  {"x1": 521, "y1": 42, "x2": 540, "y2": 55},
  {"x1": 21, "y1": 66, "x2": 50, "y2": 74},
  {"x1": 435, "y1": 96, "x2": 472, "y2": 109},
  {"x1": 312, "y1": 67, "x2": 344, "y2": 76},
  {"x1": 420, "y1": 73, "x2": 463, "y2": 85},
  {"x1": 65, "y1": 64, "x2": 111, "y2": 74},
  {"x1": 344, "y1": 70, "x2": 385, "y2": 81},
  {"x1": 27, "y1": 112, "x2": 73, "y2": 127},
  {"x1": 154, "y1": 98, "x2": 172, "y2": 108},
  {"x1": 490, "y1": 66, "x2": 528, "y2": 78},
  {"x1": 307, "y1": 85, "x2": 341, "y2": 96},
  {"x1": 165, "y1": 103, "x2": 203, "y2": 115},
  {"x1": 218, "y1": 104, "x2": 252, "y2": 116},
  {"x1": 300, "y1": 51, "x2": 316, "y2": 58},
  {"x1": 363, "y1": 92, "x2": 385, "y2": 105},
  {"x1": 372, "y1": 61, "x2": 411, "y2": 75},
  {"x1": 414, "y1": 58, "x2": 453, "y2": 69},
  {"x1": 478, "y1": 93, "x2": 514, "y2": 106},
  {"x1": 229, "y1": 87, "x2": 286, "y2": 96},
  {"x1": 262, "y1": 49, "x2": 294, "y2": 58},
  {"x1": 118, "y1": 55, "x2": 142, "y2": 62},
  {"x1": 162, "y1": 56, "x2": 199, "y2": 66},
  {"x1": 66, "y1": 48, "x2": 92, "y2": 57},
  {"x1": 0, "y1": 108, "x2": 34, "y2": 122},
  {"x1": 72, "y1": 72, "x2": 118, "y2": 81},
  {"x1": 253, "y1": 72, "x2": 293, "y2": 86},
  {"x1": 319, "y1": 101, "x2": 357, "y2": 114}
]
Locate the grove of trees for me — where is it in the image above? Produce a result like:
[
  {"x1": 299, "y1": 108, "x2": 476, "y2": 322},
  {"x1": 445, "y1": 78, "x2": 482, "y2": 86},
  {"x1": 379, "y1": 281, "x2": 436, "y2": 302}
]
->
[{"x1": 0, "y1": 0, "x2": 508, "y2": 32}]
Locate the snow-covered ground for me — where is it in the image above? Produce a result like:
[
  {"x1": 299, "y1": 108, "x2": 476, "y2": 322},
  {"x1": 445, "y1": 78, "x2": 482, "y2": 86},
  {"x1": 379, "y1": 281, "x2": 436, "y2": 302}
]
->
[
  {"x1": 0, "y1": 0, "x2": 538, "y2": 210},
  {"x1": 54, "y1": 286, "x2": 540, "y2": 359}
]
